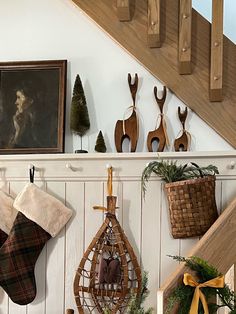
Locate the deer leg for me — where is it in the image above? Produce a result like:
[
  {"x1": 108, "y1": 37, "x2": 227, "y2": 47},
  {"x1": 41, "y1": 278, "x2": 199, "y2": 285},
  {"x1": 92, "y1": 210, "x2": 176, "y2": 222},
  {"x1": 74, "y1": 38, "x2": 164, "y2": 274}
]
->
[
  {"x1": 174, "y1": 133, "x2": 188, "y2": 151},
  {"x1": 147, "y1": 128, "x2": 166, "y2": 152},
  {"x1": 114, "y1": 120, "x2": 124, "y2": 152}
]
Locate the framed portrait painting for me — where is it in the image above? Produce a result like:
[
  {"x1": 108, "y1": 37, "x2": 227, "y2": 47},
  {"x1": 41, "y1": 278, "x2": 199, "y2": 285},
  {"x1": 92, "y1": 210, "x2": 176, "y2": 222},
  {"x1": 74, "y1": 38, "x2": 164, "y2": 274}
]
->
[{"x1": 0, "y1": 60, "x2": 67, "y2": 154}]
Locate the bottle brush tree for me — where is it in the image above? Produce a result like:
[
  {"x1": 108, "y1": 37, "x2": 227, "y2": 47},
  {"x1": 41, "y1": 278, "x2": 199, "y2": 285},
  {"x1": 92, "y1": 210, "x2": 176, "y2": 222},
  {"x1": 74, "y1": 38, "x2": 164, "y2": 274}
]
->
[
  {"x1": 70, "y1": 74, "x2": 90, "y2": 153},
  {"x1": 95, "y1": 130, "x2": 106, "y2": 153}
]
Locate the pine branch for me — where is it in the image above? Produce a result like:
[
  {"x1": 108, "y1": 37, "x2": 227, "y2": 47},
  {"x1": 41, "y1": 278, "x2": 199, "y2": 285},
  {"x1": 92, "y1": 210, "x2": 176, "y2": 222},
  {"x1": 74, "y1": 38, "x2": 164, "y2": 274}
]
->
[{"x1": 127, "y1": 271, "x2": 153, "y2": 314}]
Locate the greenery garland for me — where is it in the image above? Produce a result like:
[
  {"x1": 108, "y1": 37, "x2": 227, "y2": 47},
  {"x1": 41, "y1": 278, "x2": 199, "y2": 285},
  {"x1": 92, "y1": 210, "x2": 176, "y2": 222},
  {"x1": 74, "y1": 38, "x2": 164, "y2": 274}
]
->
[{"x1": 166, "y1": 256, "x2": 236, "y2": 314}]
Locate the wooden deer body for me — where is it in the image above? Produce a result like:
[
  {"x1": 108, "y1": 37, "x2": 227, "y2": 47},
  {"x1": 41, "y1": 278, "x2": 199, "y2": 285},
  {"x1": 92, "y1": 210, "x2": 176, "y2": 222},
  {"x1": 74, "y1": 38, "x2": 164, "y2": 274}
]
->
[
  {"x1": 115, "y1": 73, "x2": 139, "y2": 152},
  {"x1": 174, "y1": 106, "x2": 189, "y2": 151},
  {"x1": 147, "y1": 86, "x2": 167, "y2": 152}
]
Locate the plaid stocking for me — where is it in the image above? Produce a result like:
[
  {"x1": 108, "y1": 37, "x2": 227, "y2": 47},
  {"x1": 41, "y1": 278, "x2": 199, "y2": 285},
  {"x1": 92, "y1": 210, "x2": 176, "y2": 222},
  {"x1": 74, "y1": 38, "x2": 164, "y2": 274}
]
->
[
  {"x1": 0, "y1": 190, "x2": 17, "y2": 247},
  {"x1": 0, "y1": 230, "x2": 7, "y2": 246},
  {"x1": 0, "y1": 183, "x2": 72, "y2": 305}
]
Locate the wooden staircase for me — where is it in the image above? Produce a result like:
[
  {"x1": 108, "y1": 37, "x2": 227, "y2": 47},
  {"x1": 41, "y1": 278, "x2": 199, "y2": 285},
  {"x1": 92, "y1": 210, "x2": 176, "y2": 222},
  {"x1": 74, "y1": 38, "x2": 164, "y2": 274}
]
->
[
  {"x1": 157, "y1": 196, "x2": 236, "y2": 313},
  {"x1": 71, "y1": 0, "x2": 236, "y2": 148}
]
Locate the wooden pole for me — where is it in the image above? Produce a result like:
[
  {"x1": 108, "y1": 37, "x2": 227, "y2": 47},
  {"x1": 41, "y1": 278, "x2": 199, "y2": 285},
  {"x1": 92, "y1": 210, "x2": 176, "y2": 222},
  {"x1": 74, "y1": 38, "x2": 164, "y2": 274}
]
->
[
  {"x1": 210, "y1": 0, "x2": 224, "y2": 101},
  {"x1": 178, "y1": 0, "x2": 192, "y2": 74},
  {"x1": 147, "y1": 0, "x2": 161, "y2": 48},
  {"x1": 117, "y1": 0, "x2": 130, "y2": 21}
]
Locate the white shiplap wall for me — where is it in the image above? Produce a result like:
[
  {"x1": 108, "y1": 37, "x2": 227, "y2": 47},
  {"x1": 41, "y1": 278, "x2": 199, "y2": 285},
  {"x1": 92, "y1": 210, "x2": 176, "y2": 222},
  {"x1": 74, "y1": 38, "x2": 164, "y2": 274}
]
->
[{"x1": 0, "y1": 152, "x2": 236, "y2": 314}]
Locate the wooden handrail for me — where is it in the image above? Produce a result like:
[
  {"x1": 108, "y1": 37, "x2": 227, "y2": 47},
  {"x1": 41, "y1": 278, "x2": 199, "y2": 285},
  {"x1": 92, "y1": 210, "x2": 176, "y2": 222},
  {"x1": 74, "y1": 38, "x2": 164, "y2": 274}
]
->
[{"x1": 157, "y1": 196, "x2": 236, "y2": 313}]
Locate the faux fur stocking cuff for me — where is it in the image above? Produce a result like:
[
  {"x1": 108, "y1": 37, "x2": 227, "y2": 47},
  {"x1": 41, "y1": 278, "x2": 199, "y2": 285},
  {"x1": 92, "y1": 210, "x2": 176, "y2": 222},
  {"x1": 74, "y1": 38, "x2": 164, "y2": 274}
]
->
[
  {"x1": 0, "y1": 190, "x2": 17, "y2": 234},
  {"x1": 13, "y1": 183, "x2": 73, "y2": 237}
]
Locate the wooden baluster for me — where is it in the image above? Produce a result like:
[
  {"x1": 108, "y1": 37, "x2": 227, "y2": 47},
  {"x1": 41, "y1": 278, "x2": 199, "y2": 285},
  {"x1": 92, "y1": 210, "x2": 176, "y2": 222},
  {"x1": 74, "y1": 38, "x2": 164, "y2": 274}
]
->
[
  {"x1": 117, "y1": 0, "x2": 130, "y2": 21},
  {"x1": 210, "y1": 0, "x2": 224, "y2": 101},
  {"x1": 178, "y1": 0, "x2": 192, "y2": 74},
  {"x1": 148, "y1": 0, "x2": 161, "y2": 48}
]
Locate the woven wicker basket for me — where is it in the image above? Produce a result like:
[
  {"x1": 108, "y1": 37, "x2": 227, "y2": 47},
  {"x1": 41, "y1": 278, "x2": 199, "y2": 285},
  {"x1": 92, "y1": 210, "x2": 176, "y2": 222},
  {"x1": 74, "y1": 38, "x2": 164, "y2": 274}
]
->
[{"x1": 165, "y1": 175, "x2": 218, "y2": 239}]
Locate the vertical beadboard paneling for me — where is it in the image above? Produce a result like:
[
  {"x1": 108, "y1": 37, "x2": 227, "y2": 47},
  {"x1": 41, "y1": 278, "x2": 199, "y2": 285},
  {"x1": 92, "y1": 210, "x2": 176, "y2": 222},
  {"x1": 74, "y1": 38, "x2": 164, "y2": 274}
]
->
[
  {"x1": 122, "y1": 181, "x2": 142, "y2": 261},
  {"x1": 215, "y1": 180, "x2": 223, "y2": 214},
  {"x1": 27, "y1": 182, "x2": 48, "y2": 314},
  {"x1": 64, "y1": 182, "x2": 85, "y2": 311},
  {"x1": 0, "y1": 288, "x2": 8, "y2": 314},
  {"x1": 160, "y1": 183, "x2": 180, "y2": 285},
  {"x1": 83, "y1": 181, "x2": 104, "y2": 308},
  {"x1": 8, "y1": 181, "x2": 28, "y2": 314},
  {"x1": 222, "y1": 179, "x2": 236, "y2": 209},
  {"x1": 141, "y1": 180, "x2": 161, "y2": 312},
  {"x1": 0, "y1": 183, "x2": 9, "y2": 314},
  {"x1": 179, "y1": 238, "x2": 198, "y2": 257},
  {"x1": 84, "y1": 181, "x2": 104, "y2": 248},
  {"x1": 0, "y1": 154, "x2": 234, "y2": 314},
  {"x1": 45, "y1": 182, "x2": 66, "y2": 314}
]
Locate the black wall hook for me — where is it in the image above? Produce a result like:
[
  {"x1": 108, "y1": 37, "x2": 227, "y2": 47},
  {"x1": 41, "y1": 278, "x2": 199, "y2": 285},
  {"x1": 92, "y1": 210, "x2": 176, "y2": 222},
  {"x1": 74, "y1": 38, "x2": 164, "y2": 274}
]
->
[{"x1": 29, "y1": 166, "x2": 35, "y2": 183}]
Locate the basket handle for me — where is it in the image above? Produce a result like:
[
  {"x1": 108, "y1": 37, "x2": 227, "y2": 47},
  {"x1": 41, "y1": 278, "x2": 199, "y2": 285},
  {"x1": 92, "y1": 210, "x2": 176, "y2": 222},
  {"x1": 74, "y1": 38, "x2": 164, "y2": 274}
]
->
[{"x1": 190, "y1": 162, "x2": 204, "y2": 178}]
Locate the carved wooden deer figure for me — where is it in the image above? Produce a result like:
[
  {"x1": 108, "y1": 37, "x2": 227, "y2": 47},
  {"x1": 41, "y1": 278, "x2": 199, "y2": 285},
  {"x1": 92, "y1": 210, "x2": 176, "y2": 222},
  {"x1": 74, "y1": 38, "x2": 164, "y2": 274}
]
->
[
  {"x1": 174, "y1": 106, "x2": 189, "y2": 151},
  {"x1": 147, "y1": 86, "x2": 167, "y2": 152},
  {"x1": 114, "y1": 73, "x2": 139, "y2": 152}
]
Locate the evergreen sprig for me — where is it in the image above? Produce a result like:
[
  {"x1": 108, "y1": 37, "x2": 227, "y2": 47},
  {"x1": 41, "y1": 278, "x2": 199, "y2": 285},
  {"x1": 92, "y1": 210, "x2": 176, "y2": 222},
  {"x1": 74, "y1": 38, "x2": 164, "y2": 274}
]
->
[
  {"x1": 166, "y1": 256, "x2": 236, "y2": 314},
  {"x1": 103, "y1": 271, "x2": 153, "y2": 314},
  {"x1": 127, "y1": 271, "x2": 153, "y2": 314},
  {"x1": 141, "y1": 159, "x2": 219, "y2": 196}
]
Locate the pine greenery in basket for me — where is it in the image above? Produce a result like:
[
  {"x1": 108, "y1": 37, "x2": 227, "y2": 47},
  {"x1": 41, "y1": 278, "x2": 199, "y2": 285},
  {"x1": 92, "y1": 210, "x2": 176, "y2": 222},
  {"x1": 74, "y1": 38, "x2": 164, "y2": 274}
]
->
[{"x1": 141, "y1": 160, "x2": 219, "y2": 196}]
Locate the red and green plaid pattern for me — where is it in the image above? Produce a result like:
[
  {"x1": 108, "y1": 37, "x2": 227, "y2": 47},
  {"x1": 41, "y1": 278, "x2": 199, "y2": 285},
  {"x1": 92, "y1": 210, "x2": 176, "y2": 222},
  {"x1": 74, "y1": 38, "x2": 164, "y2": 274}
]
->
[
  {"x1": 0, "y1": 229, "x2": 8, "y2": 247},
  {"x1": 0, "y1": 212, "x2": 51, "y2": 305}
]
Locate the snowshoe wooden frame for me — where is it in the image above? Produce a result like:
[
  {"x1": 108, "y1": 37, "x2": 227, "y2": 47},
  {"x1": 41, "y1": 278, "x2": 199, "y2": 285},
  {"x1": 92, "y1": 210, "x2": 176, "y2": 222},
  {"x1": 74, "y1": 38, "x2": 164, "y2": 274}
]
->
[{"x1": 74, "y1": 168, "x2": 142, "y2": 313}]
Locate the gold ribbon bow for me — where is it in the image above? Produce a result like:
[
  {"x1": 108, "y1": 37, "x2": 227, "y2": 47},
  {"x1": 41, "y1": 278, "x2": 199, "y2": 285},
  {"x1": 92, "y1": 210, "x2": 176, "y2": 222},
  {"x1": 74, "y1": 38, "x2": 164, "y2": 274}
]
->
[{"x1": 183, "y1": 273, "x2": 225, "y2": 314}]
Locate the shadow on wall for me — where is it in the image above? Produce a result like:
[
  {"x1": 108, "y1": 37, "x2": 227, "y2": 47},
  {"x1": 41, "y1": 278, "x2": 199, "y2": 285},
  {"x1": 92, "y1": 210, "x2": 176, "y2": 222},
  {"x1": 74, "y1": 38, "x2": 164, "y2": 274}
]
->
[{"x1": 65, "y1": 62, "x2": 73, "y2": 153}]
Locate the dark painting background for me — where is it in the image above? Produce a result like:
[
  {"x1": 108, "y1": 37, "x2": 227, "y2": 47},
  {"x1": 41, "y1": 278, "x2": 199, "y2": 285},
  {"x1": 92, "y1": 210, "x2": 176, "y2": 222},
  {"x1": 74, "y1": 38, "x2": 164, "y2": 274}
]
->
[{"x1": 0, "y1": 69, "x2": 60, "y2": 149}]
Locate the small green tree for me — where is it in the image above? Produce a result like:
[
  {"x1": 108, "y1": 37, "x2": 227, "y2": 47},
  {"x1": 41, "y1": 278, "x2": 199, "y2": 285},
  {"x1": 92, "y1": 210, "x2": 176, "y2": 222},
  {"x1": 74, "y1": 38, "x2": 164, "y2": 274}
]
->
[
  {"x1": 95, "y1": 130, "x2": 106, "y2": 153},
  {"x1": 70, "y1": 75, "x2": 90, "y2": 153}
]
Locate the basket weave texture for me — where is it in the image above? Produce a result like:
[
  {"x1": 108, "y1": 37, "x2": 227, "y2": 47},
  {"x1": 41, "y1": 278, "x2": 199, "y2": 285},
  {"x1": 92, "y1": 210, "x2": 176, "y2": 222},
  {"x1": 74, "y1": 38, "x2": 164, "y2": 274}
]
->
[{"x1": 165, "y1": 175, "x2": 218, "y2": 239}]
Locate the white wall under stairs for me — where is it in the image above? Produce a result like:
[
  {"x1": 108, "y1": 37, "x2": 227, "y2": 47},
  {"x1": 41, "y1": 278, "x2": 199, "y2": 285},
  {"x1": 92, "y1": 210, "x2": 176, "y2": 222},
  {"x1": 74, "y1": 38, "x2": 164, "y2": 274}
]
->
[
  {"x1": 0, "y1": 152, "x2": 235, "y2": 314},
  {"x1": 0, "y1": 0, "x2": 233, "y2": 153}
]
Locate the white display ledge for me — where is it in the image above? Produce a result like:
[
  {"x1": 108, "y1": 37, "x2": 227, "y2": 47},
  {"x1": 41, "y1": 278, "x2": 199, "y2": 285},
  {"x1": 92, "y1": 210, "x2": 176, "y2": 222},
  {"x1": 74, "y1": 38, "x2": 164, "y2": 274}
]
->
[
  {"x1": 0, "y1": 151, "x2": 234, "y2": 179},
  {"x1": 0, "y1": 151, "x2": 234, "y2": 161}
]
